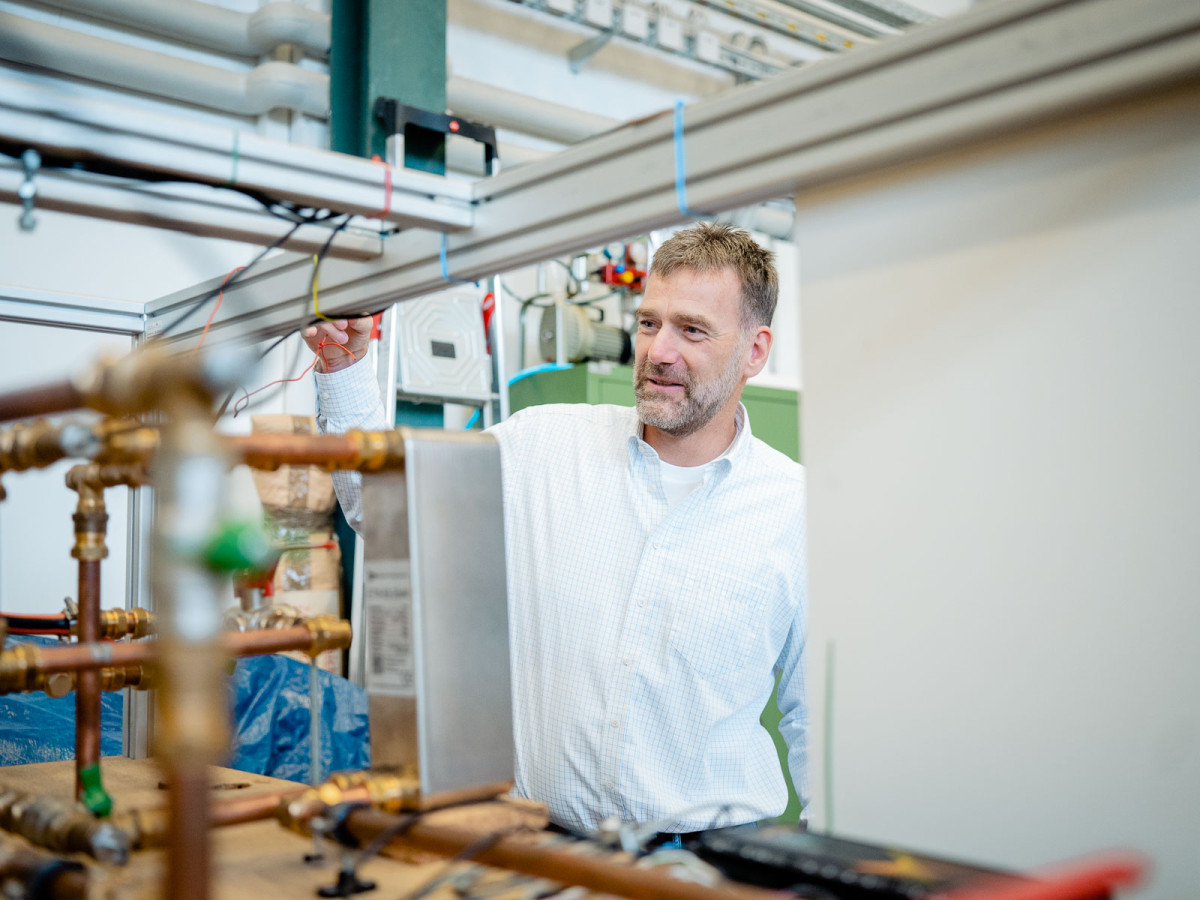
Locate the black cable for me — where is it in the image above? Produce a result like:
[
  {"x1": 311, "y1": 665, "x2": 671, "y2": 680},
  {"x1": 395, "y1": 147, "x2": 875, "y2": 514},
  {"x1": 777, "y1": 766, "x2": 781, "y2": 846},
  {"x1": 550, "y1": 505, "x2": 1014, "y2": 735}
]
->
[
  {"x1": 401, "y1": 826, "x2": 533, "y2": 900},
  {"x1": 352, "y1": 811, "x2": 422, "y2": 869},
  {"x1": 301, "y1": 213, "x2": 354, "y2": 333},
  {"x1": 2, "y1": 615, "x2": 71, "y2": 632},
  {"x1": 0, "y1": 142, "x2": 335, "y2": 229},
  {"x1": 153, "y1": 216, "x2": 310, "y2": 340}
]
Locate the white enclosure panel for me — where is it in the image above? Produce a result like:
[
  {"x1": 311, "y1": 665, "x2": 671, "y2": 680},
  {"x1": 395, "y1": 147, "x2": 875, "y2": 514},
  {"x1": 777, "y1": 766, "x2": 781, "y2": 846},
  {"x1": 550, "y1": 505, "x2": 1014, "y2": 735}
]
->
[
  {"x1": 798, "y1": 84, "x2": 1200, "y2": 899},
  {"x1": 0, "y1": 322, "x2": 133, "y2": 614}
]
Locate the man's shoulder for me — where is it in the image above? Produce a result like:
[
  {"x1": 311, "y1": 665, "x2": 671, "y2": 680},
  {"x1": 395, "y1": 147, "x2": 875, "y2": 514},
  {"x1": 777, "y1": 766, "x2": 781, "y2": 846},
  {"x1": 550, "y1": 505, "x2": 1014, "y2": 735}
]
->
[
  {"x1": 500, "y1": 403, "x2": 635, "y2": 432},
  {"x1": 745, "y1": 434, "x2": 806, "y2": 490},
  {"x1": 489, "y1": 404, "x2": 636, "y2": 454}
]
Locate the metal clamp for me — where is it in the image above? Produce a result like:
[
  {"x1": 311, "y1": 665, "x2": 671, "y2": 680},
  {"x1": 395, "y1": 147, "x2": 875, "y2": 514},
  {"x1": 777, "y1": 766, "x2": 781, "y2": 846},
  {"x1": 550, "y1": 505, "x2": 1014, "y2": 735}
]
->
[{"x1": 17, "y1": 149, "x2": 40, "y2": 232}]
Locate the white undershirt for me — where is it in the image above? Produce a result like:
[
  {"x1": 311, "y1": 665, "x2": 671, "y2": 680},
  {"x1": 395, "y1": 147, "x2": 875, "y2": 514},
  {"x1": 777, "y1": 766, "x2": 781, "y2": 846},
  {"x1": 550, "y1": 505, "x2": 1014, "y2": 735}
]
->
[
  {"x1": 657, "y1": 437, "x2": 738, "y2": 510},
  {"x1": 658, "y1": 458, "x2": 710, "y2": 510}
]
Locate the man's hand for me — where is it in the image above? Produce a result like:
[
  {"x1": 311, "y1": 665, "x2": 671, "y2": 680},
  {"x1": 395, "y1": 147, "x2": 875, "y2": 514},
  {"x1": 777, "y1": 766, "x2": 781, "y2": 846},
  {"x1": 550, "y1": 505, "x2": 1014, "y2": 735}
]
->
[{"x1": 302, "y1": 317, "x2": 374, "y2": 373}]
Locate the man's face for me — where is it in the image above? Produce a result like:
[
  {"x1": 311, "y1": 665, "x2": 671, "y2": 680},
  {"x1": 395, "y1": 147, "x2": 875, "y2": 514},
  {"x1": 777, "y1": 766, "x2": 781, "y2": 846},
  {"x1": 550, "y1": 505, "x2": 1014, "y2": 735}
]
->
[{"x1": 633, "y1": 267, "x2": 752, "y2": 437}]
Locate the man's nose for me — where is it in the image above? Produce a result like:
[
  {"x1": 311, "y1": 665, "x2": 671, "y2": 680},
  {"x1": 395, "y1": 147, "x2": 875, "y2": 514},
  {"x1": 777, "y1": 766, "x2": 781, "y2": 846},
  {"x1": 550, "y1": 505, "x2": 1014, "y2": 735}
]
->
[{"x1": 646, "y1": 328, "x2": 681, "y2": 366}]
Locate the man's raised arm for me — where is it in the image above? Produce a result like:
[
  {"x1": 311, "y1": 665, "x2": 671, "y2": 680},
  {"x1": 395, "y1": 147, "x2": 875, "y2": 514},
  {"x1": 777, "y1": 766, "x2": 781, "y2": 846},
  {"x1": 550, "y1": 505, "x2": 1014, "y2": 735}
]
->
[{"x1": 305, "y1": 316, "x2": 387, "y2": 533}]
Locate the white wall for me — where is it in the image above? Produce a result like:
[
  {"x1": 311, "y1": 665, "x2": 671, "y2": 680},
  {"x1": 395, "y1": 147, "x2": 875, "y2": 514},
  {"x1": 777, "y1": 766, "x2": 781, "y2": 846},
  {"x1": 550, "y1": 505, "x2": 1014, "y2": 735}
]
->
[{"x1": 798, "y1": 85, "x2": 1200, "y2": 896}]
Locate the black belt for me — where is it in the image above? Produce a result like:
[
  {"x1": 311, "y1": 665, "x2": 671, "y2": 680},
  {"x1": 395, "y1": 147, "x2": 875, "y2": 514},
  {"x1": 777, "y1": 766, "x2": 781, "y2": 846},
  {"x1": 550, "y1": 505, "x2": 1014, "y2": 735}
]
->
[
  {"x1": 645, "y1": 830, "x2": 705, "y2": 850},
  {"x1": 545, "y1": 822, "x2": 705, "y2": 850}
]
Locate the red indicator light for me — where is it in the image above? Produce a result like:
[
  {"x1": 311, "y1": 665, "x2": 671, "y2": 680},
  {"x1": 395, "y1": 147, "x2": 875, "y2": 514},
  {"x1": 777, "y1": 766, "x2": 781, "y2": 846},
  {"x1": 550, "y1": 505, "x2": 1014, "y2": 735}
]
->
[{"x1": 449, "y1": 120, "x2": 460, "y2": 132}]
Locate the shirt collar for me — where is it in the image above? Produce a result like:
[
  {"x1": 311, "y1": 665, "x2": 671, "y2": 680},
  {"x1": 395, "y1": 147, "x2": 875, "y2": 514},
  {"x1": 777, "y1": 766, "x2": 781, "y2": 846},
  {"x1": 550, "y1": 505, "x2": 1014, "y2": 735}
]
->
[{"x1": 626, "y1": 403, "x2": 752, "y2": 472}]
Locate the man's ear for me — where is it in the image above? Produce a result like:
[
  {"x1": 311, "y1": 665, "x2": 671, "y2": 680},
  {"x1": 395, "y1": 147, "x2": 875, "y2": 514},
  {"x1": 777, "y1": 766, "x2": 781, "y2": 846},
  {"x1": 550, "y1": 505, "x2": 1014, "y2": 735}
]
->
[{"x1": 744, "y1": 326, "x2": 773, "y2": 378}]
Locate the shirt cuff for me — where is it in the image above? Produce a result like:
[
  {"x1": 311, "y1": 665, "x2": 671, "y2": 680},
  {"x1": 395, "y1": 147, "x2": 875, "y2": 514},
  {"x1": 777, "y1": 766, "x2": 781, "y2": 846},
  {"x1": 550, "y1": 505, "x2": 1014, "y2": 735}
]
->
[{"x1": 314, "y1": 354, "x2": 378, "y2": 411}]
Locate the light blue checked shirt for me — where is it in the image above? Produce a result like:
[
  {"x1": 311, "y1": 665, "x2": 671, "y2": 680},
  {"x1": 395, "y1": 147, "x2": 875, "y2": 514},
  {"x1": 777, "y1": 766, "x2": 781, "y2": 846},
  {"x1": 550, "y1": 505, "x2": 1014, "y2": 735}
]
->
[{"x1": 316, "y1": 361, "x2": 809, "y2": 834}]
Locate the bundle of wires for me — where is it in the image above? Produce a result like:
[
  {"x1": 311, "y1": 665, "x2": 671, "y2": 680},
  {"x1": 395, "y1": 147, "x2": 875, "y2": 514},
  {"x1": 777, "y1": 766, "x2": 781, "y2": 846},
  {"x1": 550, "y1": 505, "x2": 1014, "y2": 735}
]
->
[{"x1": 3, "y1": 613, "x2": 71, "y2": 637}]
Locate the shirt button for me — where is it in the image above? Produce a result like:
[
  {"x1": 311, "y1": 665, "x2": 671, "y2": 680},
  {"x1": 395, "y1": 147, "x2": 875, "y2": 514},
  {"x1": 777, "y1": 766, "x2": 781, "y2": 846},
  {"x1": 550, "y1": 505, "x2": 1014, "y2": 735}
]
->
[
  {"x1": 652, "y1": 541, "x2": 661, "y2": 549},
  {"x1": 636, "y1": 599, "x2": 645, "y2": 607},
  {"x1": 622, "y1": 658, "x2": 632, "y2": 667},
  {"x1": 605, "y1": 780, "x2": 615, "y2": 790},
  {"x1": 610, "y1": 719, "x2": 619, "y2": 728}
]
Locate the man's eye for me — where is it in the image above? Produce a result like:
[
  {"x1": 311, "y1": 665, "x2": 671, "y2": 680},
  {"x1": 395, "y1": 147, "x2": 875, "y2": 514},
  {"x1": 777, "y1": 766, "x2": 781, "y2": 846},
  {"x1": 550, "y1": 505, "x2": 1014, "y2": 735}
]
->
[{"x1": 685, "y1": 326, "x2": 704, "y2": 336}]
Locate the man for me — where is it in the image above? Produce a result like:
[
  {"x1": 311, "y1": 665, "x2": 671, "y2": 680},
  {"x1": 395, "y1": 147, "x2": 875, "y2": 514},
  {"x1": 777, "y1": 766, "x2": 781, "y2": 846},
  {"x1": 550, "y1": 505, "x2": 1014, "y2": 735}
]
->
[{"x1": 308, "y1": 223, "x2": 808, "y2": 837}]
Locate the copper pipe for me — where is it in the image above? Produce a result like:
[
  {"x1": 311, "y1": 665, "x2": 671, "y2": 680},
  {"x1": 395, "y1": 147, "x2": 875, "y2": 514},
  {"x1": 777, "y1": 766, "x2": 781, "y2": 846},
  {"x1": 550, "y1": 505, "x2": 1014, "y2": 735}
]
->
[
  {"x1": 228, "y1": 430, "x2": 406, "y2": 472},
  {"x1": 0, "y1": 381, "x2": 83, "y2": 424},
  {"x1": 120, "y1": 790, "x2": 303, "y2": 851},
  {"x1": 166, "y1": 766, "x2": 210, "y2": 900},
  {"x1": 123, "y1": 776, "x2": 513, "y2": 854},
  {"x1": 74, "y1": 559, "x2": 101, "y2": 802},
  {"x1": 340, "y1": 808, "x2": 782, "y2": 900},
  {"x1": 0, "y1": 619, "x2": 351, "y2": 691}
]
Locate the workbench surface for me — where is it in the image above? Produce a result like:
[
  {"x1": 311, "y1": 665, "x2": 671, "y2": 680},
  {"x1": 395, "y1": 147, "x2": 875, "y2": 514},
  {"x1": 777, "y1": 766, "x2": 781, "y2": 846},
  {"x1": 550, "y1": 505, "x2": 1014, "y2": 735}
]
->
[{"x1": 0, "y1": 757, "x2": 547, "y2": 899}]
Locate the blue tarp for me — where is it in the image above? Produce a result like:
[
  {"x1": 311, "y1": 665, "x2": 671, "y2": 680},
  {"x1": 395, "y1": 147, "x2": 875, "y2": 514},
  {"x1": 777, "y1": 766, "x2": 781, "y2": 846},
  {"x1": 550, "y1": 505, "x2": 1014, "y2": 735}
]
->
[
  {"x1": 0, "y1": 638, "x2": 370, "y2": 783},
  {"x1": 227, "y1": 654, "x2": 370, "y2": 783}
]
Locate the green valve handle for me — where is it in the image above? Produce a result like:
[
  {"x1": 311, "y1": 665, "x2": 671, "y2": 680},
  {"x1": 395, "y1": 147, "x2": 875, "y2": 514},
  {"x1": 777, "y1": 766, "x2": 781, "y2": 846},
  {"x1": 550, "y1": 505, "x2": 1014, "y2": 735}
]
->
[
  {"x1": 201, "y1": 520, "x2": 279, "y2": 574},
  {"x1": 79, "y1": 763, "x2": 113, "y2": 818}
]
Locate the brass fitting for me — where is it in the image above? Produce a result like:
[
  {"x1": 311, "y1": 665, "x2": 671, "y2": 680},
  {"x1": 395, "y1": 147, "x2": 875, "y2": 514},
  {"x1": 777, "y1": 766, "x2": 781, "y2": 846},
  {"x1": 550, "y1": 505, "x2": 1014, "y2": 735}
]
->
[
  {"x1": 66, "y1": 463, "x2": 150, "y2": 561},
  {"x1": 304, "y1": 615, "x2": 353, "y2": 656},
  {"x1": 92, "y1": 607, "x2": 155, "y2": 640},
  {"x1": 94, "y1": 420, "x2": 159, "y2": 467},
  {"x1": 98, "y1": 664, "x2": 152, "y2": 692},
  {"x1": 2, "y1": 655, "x2": 151, "y2": 697},
  {"x1": 325, "y1": 770, "x2": 421, "y2": 814},
  {"x1": 35, "y1": 671, "x2": 75, "y2": 699},
  {"x1": 352, "y1": 428, "x2": 407, "y2": 471},
  {"x1": 72, "y1": 344, "x2": 245, "y2": 418},
  {"x1": 0, "y1": 419, "x2": 99, "y2": 473},
  {"x1": 0, "y1": 644, "x2": 42, "y2": 694},
  {"x1": 0, "y1": 789, "x2": 130, "y2": 864},
  {"x1": 280, "y1": 770, "x2": 421, "y2": 833}
]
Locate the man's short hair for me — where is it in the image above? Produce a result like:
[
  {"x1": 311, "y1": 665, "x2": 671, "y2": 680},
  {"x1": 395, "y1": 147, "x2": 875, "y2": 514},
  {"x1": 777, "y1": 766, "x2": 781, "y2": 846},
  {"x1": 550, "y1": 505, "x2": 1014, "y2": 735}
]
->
[{"x1": 649, "y1": 222, "x2": 778, "y2": 328}]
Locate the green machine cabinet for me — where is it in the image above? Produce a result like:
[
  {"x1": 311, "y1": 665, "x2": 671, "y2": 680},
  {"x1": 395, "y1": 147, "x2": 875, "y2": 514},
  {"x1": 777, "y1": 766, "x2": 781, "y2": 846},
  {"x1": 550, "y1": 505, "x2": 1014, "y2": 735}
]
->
[{"x1": 509, "y1": 363, "x2": 805, "y2": 823}]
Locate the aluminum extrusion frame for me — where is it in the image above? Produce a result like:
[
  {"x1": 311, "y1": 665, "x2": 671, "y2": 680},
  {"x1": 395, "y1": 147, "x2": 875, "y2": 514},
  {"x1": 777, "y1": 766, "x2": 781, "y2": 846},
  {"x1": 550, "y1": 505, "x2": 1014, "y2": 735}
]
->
[{"x1": 138, "y1": 0, "x2": 1200, "y2": 345}]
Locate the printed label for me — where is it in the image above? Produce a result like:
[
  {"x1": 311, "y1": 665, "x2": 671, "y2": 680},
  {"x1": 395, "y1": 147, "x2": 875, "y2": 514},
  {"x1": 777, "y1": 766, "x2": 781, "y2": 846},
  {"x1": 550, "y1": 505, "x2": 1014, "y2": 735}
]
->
[{"x1": 362, "y1": 558, "x2": 415, "y2": 697}]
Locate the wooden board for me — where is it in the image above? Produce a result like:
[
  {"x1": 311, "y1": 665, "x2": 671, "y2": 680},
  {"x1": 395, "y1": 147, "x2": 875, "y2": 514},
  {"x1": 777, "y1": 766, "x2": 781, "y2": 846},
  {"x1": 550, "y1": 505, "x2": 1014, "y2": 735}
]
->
[{"x1": 0, "y1": 758, "x2": 548, "y2": 899}]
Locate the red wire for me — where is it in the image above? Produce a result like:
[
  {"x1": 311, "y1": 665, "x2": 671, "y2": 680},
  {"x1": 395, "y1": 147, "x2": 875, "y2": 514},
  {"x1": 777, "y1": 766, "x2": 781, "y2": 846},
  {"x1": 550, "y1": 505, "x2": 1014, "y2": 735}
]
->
[
  {"x1": 1, "y1": 612, "x2": 67, "y2": 620},
  {"x1": 371, "y1": 155, "x2": 392, "y2": 219},
  {"x1": 198, "y1": 265, "x2": 246, "y2": 348},
  {"x1": 8, "y1": 628, "x2": 72, "y2": 636},
  {"x1": 232, "y1": 338, "x2": 356, "y2": 418}
]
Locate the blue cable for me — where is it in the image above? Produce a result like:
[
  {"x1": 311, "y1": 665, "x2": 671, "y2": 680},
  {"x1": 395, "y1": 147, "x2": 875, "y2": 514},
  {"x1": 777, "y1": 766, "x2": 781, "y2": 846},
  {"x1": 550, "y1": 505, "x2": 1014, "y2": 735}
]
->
[
  {"x1": 440, "y1": 233, "x2": 477, "y2": 286},
  {"x1": 673, "y1": 100, "x2": 709, "y2": 220},
  {"x1": 463, "y1": 362, "x2": 574, "y2": 430}
]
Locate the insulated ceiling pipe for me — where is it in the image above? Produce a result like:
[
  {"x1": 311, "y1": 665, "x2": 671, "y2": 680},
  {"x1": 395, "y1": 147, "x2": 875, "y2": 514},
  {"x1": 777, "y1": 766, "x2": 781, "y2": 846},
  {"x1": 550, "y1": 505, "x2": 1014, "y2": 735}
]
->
[
  {"x1": 25, "y1": 0, "x2": 330, "y2": 58},
  {"x1": 447, "y1": 75, "x2": 621, "y2": 146},
  {"x1": 0, "y1": 13, "x2": 328, "y2": 117},
  {"x1": 0, "y1": 14, "x2": 599, "y2": 142}
]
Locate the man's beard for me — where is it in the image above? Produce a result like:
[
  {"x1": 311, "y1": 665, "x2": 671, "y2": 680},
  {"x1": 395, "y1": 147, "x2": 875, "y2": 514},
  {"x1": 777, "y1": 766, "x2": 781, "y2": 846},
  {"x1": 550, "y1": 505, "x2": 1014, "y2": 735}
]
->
[{"x1": 634, "y1": 340, "x2": 747, "y2": 437}]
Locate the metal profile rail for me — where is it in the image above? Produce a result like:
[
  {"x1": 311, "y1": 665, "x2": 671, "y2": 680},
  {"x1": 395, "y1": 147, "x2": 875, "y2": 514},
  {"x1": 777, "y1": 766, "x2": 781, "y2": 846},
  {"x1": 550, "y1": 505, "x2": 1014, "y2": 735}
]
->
[
  {"x1": 0, "y1": 74, "x2": 473, "y2": 233},
  {"x1": 0, "y1": 158, "x2": 384, "y2": 261},
  {"x1": 140, "y1": 0, "x2": 1200, "y2": 345}
]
